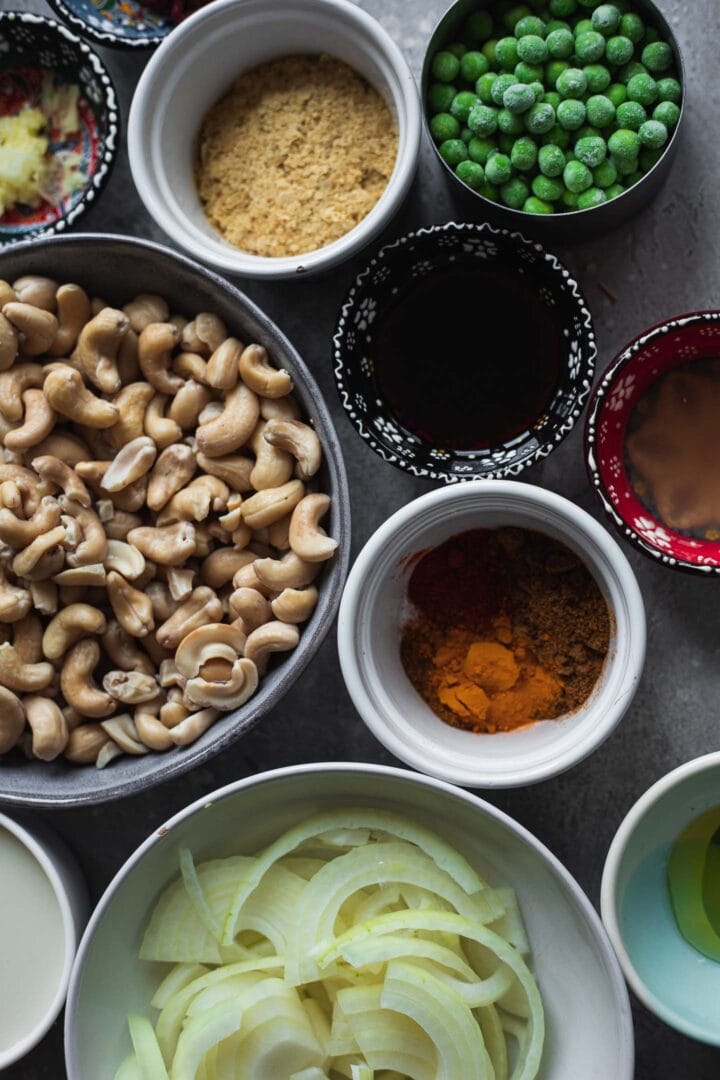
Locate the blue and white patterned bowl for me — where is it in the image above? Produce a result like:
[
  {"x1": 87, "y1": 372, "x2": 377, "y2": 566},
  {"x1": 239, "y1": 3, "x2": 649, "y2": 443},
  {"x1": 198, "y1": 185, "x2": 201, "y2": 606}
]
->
[
  {"x1": 0, "y1": 11, "x2": 119, "y2": 244},
  {"x1": 46, "y1": 0, "x2": 173, "y2": 49},
  {"x1": 333, "y1": 222, "x2": 597, "y2": 484}
]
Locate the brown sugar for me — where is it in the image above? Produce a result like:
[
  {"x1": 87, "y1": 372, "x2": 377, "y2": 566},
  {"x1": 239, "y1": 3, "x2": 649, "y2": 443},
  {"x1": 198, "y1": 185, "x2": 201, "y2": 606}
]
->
[{"x1": 195, "y1": 54, "x2": 398, "y2": 258}]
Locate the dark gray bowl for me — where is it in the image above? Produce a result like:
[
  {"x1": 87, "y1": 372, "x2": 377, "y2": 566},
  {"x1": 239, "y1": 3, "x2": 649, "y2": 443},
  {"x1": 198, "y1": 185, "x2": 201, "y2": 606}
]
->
[
  {"x1": 0, "y1": 234, "x2": 350, "y2": 806},
  {"x1": 422, "y1": 0, "x2": 685, "y2": 244}
]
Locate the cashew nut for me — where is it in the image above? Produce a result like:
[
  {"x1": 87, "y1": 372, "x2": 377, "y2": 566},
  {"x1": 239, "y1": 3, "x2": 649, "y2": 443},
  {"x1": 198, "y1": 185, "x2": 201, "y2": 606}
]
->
[
  {"x1": 24, "y1": 695, "x2": 68, "y2": 761},
  {"x1": 249, "y1": 420, "x2": 294, "y2": 491},
  {"x1": 96, "y1": 740, "x2": 124, "y2": 768},
  {"x1": 0, "y1": 496, "x2": 61, "y2": 548},
  {"x1": 147, "y1": 581, "x2": 180, "y2": 623},
  {"x1": 146, "y1": 443, "x2": 196, "y2": 512},
  {"x1": 104, "y1": 509, "x2": 142, "y2": 541},
  {"x1": 168, "y1": 379, "x2": 212, "y2": 430},
  {"x1": 43, "y1": 366, "x2": 119, "y2": 429},
  {"x1": 12, "y1": 276, "x2": 57, "y2": 311},
  {"x1": 126, "y1": 521, "x2": 196, "y2": 566},
  {"x1": 42, "y1": 603, "x2": 107, "y2": 660},
  {"x1": 254, "y1": 550, "x2": 320, "y2": 591},
  {"x1": 206, "y1": 337, "x2": 242, "y2": 390},
  {"x1": 72, "y1": 308, "x2": 128, "y2": 394},
  {"x1": 4, "y1": 390, "x2": 56, "y2": 451},
  {"x1": 65, "y1": 723, "x2": 110, "y2": 764},
  {"x1": 102, "y1": 620, "x2": 156, "y2": 676},
  {"x1": 123, "y1": 294, "x2": 169, "y2": 334},
  {"x1": 12, "y1": 524, "x2": 66, "y2": 579},
  {"x1": 60, "y1": 500, "x2": 107, "y2": 568},
  {"x1": 268, "y1": 513, "x2": 292, "y2": 551},
  {"x1": 61, "y1": 639, "x2": 116, "y2": 719},
  {"x1": 32, "y1": 455, "x2": 91, "y2": 508},
  {"x1": 107, "y1": 571, "x2": 155, "y2": 638},
  {"x1": 201, "y1": 548, "x2": 255, "y2": 590},
  {"x1": 53, "y1": 564, "x2": 106, "y2": 587},
  {"x1": 0, "y1": 313, "x2": 18, "y2": 372},
  {"x1": 138, "y1": 323, "x2": 182, "y2": 394},
  {"x1": 156, "y1": 475, "x2": 229, "y2": 525},
  {"x1": 229, "y1": 587, "x2": 272, "y2": 632},
  {"x1": 0, "y1": 363, "x2": 45, "y2": 421},
  {"x1": 3, "y1": 301, "x2": 57, "y2": 356},
  {"x1": 166, "y1": 567, "x2": 195, "y2": 602},
  {"x1": 271, "y1": 585, "x2": 318, "y2": 624},
  {"x1": 103, "y1": 670, "x2": 159, "y2": 705},
  {"x1": 263, "y1": 418, "x2": 322, "y2": 480},
  {"x1": 241, "y1": 479, "x2": 304, "y2": 530},
  {"x1": 260, "y1": 395, "x2": 301, "y2": 422},
  {"x1": 101, "y1": 436, "x2": 157, "y2": 493},
  {"x1": 231, "y1": 560, "x2": 271, "y2": 596},
  {"x1": 30, "y1": 580, "x2": 58, "y2": 616},
  {"x1": 196, "y1": 382, "x2": 259, "y2": 458},
  {"x1": 169, "y1": 707, "x2": 219, "y2": 746},
  {"x1": 108, "y1": 382, "x2": 154, "y2": 450},
  {"x1": 31, "y1": 431, "x2": 91, "y2": 467},
  {"x1": 182, "y1": 313, "x2": 226, "y2": 357},
  {"x1": 0, "y1": 640, "x2": 54, "y2": 692},
  {"x1": 239, "y1": 344, "x2": 293, "y2": 398},
  {"x1": 289, "y1": 493, "x2": 338, "y2": 562},
  {"x1": 0, "y1": 566, "x2": 32, "y2": 623},
  {"x1": 173, "y1": 351, "x2": 208, "y2": 384},
  {"x1": 156, "y1": 586, "x2": 223, "y2": 649},
  {"x1": 103, "y1": 539, "x2": 145, "y2": 581},
  {"x1": 195, "y1": 451, "x2": 254, "y2": 493},
  {"x1": 49, "y1": 283, "x2": 91, "y2": 356},
  {"x1": 144, "y1": 392, "x2": 182, "y2": 450},
  {"x1": 134, "y1": 701, "x2": 174, "y2": 751},
  {"x1": 243, "y1": 620, "x2": 299, "y2": 674},
  {"x1": 0, "y1": 686, "x2": 25, "y2": 754}
]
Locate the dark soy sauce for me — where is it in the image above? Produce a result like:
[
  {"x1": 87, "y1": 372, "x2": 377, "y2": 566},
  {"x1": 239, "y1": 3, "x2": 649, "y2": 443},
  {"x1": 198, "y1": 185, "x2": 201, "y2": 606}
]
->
[{"x1": 373, "y1": 264, "x2": 563, "y2": 450}]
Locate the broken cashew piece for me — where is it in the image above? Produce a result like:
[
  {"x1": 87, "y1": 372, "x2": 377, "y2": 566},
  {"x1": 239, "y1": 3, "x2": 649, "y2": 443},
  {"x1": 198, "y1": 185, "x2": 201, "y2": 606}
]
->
[
  {"x1": 65, "y1": 724, "x2": 110, "y2": 765},
  {"x1": 43, "y1": 365, "x2": 119, "y2": 429},
  {"x1": 101, "y1": 435, "x2": 157, "y2": 493},
  {"x1": 101, "y1": 714, "x2": 148, "y2": 755},
  {"x1": 146, "y1": 443, "x2": 197, "y2": 512},
  {"x1": 103, "y1": 670, "x2": 160, "y2": 705},
  {"x1": 107, "y1": 570, "x2": 155, "y2": 638},
  {"x1": 24, "y1": 695, "x2": 68, "y2": 761},
  {"x1": 103, "y1": 539, "x2": 146, "y2": 580},
  {"x1": 42, "y1": 603, "x2": 107, "y2": 661},
  {"x1": 126, "y1": 521, "x2": 197, "y2": 566}
]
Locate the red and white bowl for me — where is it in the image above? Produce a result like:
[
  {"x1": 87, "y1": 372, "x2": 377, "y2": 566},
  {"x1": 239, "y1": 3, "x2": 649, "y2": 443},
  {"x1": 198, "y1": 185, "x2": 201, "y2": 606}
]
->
[{"x1": 586, "y1": 311, "x2": 720, "y2": 574}]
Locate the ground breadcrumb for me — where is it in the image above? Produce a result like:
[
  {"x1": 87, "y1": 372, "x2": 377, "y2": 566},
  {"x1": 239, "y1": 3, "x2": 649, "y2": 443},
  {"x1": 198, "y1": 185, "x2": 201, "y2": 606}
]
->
[{"x1": 195, "y1": 54, "x2": 398, "y2": 258}]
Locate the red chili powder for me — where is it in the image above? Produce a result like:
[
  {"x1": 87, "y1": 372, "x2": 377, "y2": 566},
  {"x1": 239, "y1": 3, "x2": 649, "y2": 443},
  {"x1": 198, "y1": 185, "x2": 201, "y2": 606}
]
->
[{"x1": 406, "y1": 530, "x2": 508, "y2": 632}]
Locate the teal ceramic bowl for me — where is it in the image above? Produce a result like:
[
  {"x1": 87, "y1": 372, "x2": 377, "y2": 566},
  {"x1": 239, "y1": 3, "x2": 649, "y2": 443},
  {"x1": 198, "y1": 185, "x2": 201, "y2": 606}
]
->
[{"x1": 601, "y1": 752, "x2": 720, "y2": 1045}]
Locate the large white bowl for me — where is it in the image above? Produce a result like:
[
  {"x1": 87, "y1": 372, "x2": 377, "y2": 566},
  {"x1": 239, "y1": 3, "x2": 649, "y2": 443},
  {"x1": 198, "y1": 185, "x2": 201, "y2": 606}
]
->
[
  {"x1": 128, "y1": 0, "x2": 421, "y2": 279},
  {"x1": 65, "y1": 764, "x2": 634, "y2": 1078},
  {"x1": 338, "y1": 482, "x2": 646, "y2": 788}
]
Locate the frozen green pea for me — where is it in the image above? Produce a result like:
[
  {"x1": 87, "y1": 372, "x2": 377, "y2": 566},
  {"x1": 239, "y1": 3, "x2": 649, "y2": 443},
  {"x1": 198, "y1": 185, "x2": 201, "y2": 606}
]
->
[
  {"x1": 439, "y1": 138, "x2": 468, "y2": 166},
  {"x1": 492, "y1": 74, "x2": 517, "y2": 105},
  {"x1": 526, "y1": 101, "x2": 556, "y2": 133},
  {"x1": 504, "y1": 82, "x2": 536, "y2": 112},
  {"x1": 607, "y1": 82, "x2": 628, "y2": 106},
  {"x1": 517, "y1": 34, "x2": 548, "y2": 62},
  {"x1": 592, "y1": 157, "x2": 617, "y2": 186},
  {"x1": 539, "y1": 142, "x2": 566, "y2": 175},
  {"x1": 524, "y1": 195, "x2": 554, "y2": 212},
  {"x1": 544, "y1": 90, "x2": 561, "y2": 110},
  {"x1": 546, "y1": 20, "x2": 572, "y2": 34},
  {"x1": 463, "y1": 10, "x2": 494, "y2": 44},
  {"x1": 626, "y1": 169, "x2": 643, "y2": 185},
  {"x1": 639, "y1": 145, "x2": 664, "y2": 171},
  {"x1": 586, "y1": 93, "x2": 615, "y2": 126},
  {"x1": 428, "y1": 83, "x2": 457, "y2": 112},
  {"x1": 549, "y1": 0, "x2": 577, "y2": 15},
  {"x1": 482, "y1": 39, "x2": 499, "y2": 65},
  {"x1": 476, "y1": 73, "x2": 497, "y2": 102},
  {"x1": 498, "y1": 132, "x2": 517, "y2": 153},
  {"x1": 592, "y1": 4, "x2": 621, "y2": 34},
  {"x1": 605, "y1": 35, "x2": 634, "y2": 66},
  {"x1": 574, "y1": 18, "x2": 594, "y2": 34},
  {"x1": 564, "y1": 158, "x2": 593, "y2": 191},
  {"x1": 577, "y1": 0, "x2": 602, "y2": 7},
  {"x1": 450, "y1": 91, "x2": 479, "y2": 122},
  {"x1": 575, "y1": 30, "x2": 606, "y2": 63},
  {"x1": 575, "y1": 134, "x2": 606, "y2": 167},
  {"x1": 642, "y1": 41, "x2": 672, "y2": 73},
  {"x1": 561, "y1": 188, "x2": 579, "y2": 208},
  {"x1": 532, "y1": 173, "x2": 564, "y2": 200},
  {"x1": 619, "y1": 12, "x2": 643, "y2": 43},
  {"x1": 515, "y1": 14, "x2": 546, "y2": 36},
  {"x1": 432, "y1": 51, "x2": 461, "y2": 82},
  {"x1": 605, "y1": 181, "x2": 624, "y2": 198},
  {"x1": 446, "y1": 42, "x2": 467, "y2": 59},
  {"x1": 531, "y1": 82, "x2": 547, "y2": 102},
  {"x1": 556, "y1": 67, "x2": 588, "y2": 98},
  {"x1": 547, "y1": 27, "x2": 575, "y2": 58},
  {"x1": 584, "y1": 63, "x2": 611, "y2": 92},
  {"x1": 610, "y1": 152, "x2": 638, "y2": 175},
  {"x1": 456, "y1": 159, "x2": 486, "y2": 189},
  {"x1": 638, "y1": 118, "x2": 667, "y2": 148},
  {"x1": 501, "y1": 176, "x2": 531, "y2": 208},
  {"x1": 615, "y1": 100, "x2": 646, "y2": 129},
  {"x1": 468, "y1": 102, "x2": 499, "y2": 135},
  {"x1": 478, "y1": 179, "x2": 500, "y2": 199},
  {"x1": 627, "y1": 72, "x2": 658, "y2": 106},
  {"x1": 577, "y1": 185, "x2": 607, "y2": 208},
  {"x1": 653, "y1": 100, "x2": 680, "y2": 128},
  {"x1": 460, "y1": 126, "x2": 473, "y2": 143},
  {"x1": 511, "y1": 135, "x2": 538, "y2": 170},
  {"x1": 557, "y1": 97, "x2": 586, "y2": 129},
  {"x1": 656, "y1": 76, "x2": 681, "y2": 104},
  {"x1": 485, "y1": 152, "x2": 513, "y2": 184},
  {"x1": 498, "y1": 107, "x2": 525, "y2": 133},
  {"x1": 504, "y1": 5, "x2": 533, "y2": 30},
  {"x1": 546, "y1": 60, "x2": 570, "y2": 86},
  {"x1": 496, "y1": 36, "x2": 520, "y2": 69},
  {"x1": 515, "y1": 61, "x2": 545, "y2": 82},
  {"x1": 577, "y1": 124, "x2": 602, "y2": 139},
  {"x1": 619, "y1": 61, "x2": 648, "y2": 85},
  {"x1": 468, "y1": 136, "x2": 496, "y2": 164},
  {"x1": 430, "y1": 112, "x2": 461, "y2": 141},
  {"x1": 460, "y1": 51, "x2": 489, "y2": 82},
  {"x1": 543, "y1": 123, "x2": 572, "y2": 148},
  {"x1": 608, "y1": 126, "x2": 639, "y2": 161}
]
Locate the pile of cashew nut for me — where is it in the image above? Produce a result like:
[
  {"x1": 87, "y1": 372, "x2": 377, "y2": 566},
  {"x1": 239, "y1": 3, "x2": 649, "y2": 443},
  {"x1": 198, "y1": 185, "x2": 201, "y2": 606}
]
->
[{"x1": 0, "y1": 276, "x2": 337, "y2": 768}]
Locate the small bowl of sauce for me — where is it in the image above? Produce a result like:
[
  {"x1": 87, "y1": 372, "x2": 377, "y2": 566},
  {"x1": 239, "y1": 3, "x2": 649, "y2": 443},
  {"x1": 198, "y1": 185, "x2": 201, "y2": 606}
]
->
[
  {"x1": 0, "y1": 812, "x2": 88, "y2": 1068},
  {"x1": 334, "y1": 221, "x2": 596, "y2": 483},
  {"x1": 587, "y1": 310, "x2": 720, "y2": 573}
]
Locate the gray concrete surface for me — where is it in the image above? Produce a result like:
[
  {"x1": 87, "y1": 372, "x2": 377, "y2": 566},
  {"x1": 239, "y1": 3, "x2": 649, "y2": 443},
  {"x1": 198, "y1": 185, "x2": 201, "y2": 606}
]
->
[{"x1": 3, "y1": 0, "x2": 720, "y2": 1075}]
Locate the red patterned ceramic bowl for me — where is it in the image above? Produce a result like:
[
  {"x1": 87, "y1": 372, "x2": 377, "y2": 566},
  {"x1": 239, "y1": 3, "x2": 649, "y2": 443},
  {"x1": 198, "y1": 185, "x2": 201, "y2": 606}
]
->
[{"x1": 586, "y1": 311, "x2": 720, "y2": 574}]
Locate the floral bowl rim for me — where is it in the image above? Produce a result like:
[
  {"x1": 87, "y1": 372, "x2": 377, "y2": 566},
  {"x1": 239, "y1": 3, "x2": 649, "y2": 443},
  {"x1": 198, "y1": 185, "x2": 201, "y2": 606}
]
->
[
  {"x1": 46, "y1": 0, "x2": 169, "y2": 49},
  {"x1": 332, "y1": 220, "x2": 597, "y2": 485},
  {"x1": 585, "y1": 309, "x2": 720, "y2": 575},
  {"x1": 0, "y1": 10, "x2": 120, "y2": 244}
]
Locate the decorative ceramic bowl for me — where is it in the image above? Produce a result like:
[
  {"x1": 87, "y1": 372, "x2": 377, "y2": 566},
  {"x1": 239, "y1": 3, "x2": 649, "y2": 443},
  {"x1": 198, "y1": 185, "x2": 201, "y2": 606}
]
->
[
  {"x1": 586, "y1": 310, "x2": 720, "y2": 574},
  {"x1": 66, "y1": 763, "x2": 635, "y2": 1079},
  {"x1": 333, "y1": 222, "x2": 596, "y2": 484},
  {"x1": 601, "y1": 752, "x2": 720, "y2": 1045},
  {"x1": 338, "y1": 482, "x2": 645, "y2": 788},
  {"x1": 46, "y1": 0, "x2": 173, "y2": 49},
  {"x1": 422, "y1": 0, "x2": 685, "y2": 245},
  {"x1": 0, "y1": 234, "x2": 350, "y2": 808},
  {"x1": 0, "y1": 12, "x2": 119, "y2": 244}
]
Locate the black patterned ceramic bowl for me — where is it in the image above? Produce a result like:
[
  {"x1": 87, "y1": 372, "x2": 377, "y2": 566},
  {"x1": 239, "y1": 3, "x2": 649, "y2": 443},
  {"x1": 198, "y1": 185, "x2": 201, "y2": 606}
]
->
[
  {"x1": 333, "y1": 222, "x2": 596, "y2": 484},
  {"x1": 0, "y1": 12, "x2": 118, "y2": 244},
  {"x1": 46, "y1": 0, "x2": 172, "y2": 49}
]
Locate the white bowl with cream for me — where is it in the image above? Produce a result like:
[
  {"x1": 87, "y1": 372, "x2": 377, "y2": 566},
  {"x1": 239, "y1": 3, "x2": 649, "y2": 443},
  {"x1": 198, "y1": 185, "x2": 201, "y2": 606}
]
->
[
  {"x1": 338, "y1": 481, "x2": 646, "y2": 789},
  {"x1": 0, "y1": 812, "x2": 88, "y2": 1067},
  {"x1": 128, "y1": 0, "x2": 421, "y2": 280}
]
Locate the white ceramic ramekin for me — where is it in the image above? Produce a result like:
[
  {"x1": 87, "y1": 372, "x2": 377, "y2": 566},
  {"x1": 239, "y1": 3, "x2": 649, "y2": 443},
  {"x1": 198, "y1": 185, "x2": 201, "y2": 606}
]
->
[
  {"x1": 0, "y1": 813, "x2": 88, "y2": 1068},
  {"x1": 128, "y1": 0, "x2": 421, "y2": 280},
  {"x1": 338, "y1": 481, "x2": 646, "y2": 788}
]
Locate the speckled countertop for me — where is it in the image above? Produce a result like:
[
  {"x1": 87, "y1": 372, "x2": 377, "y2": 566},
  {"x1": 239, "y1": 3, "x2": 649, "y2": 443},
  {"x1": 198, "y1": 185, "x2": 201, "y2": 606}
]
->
[{"x1": 4, "y1": 0, "x2": 720, "y2": 1076}]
